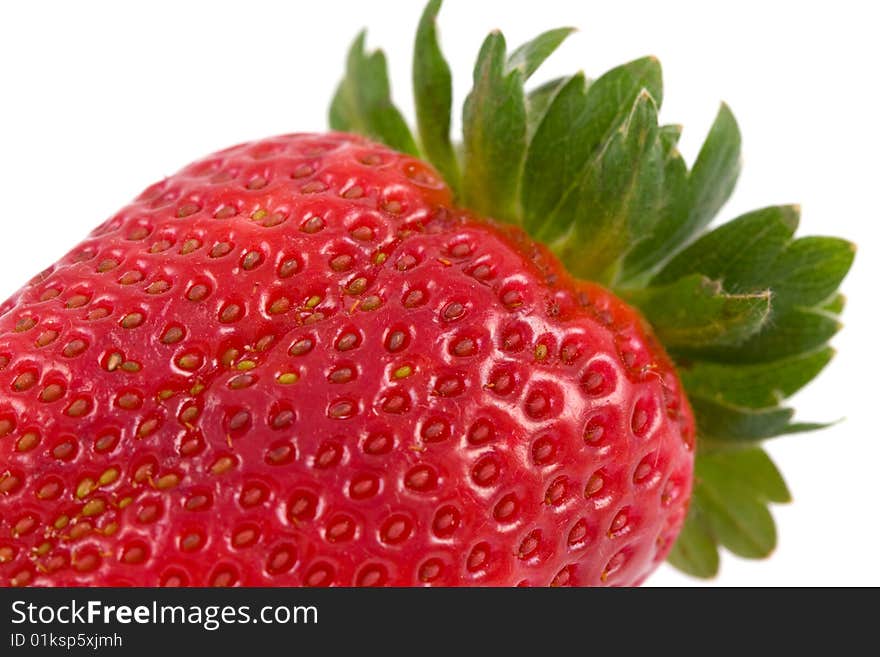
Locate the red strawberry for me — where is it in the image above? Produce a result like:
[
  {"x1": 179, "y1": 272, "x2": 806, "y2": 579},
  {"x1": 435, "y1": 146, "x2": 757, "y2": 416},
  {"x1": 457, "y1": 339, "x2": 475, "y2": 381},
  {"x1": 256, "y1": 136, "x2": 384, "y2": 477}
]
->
[
  {"x1": 0, "y1": 133, "x2": 692, "y2": 586},
  {"x1": 0, "y1": 2, "x2": 852, "y2": 586}
]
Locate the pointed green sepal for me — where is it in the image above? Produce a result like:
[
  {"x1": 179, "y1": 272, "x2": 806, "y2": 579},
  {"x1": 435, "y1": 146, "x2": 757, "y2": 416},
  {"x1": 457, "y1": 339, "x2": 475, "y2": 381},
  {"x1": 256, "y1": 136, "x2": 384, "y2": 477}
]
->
[
  {"x1": 413, "y1": 0, "x2": 460, "y2": 194},
  {"x1": 507, "y1": 27, "x2": 576, "y2": 80},
  {"x1": 525, "y1": 76, "x2": 575, "y2": 137},
  {"x1": 461, "y1": 31, "x2": 527, "y2": 221},
  {"x1": 766, "y1": 236, "x2": 855, "y2": 312},
  {"x1": 546, "y1": 90, "x2": 665, "y2": 280},
  {"x1": 821, "y1": 293, "x2": 846, "y2": 315},
  {"x1": 652, "y1": 205, "x2": 800, "y2": 290},
  {"x1": 623, "y1": 103, "x2": 741, "y2": 278},
  {"x1": 330, "y1": 31, "x2": 419, "y2": 156},
  {"x1": 691, "y1": 397, "x2": 795, "y2": 445},
  {"x1": 671, "y1": 447, "x2": 791, "y2": 577},
  {"x1": 659, "y1": 123, "x2": 683, "y2": 147},
  {"x1": 522, "y1": 57, "x2": 663, "y2": 247},
  {"x1": 666, "y1": 501, "x2": 720, "y2": 578},
  {"x1": 689, "y1": 305, "x2": 843, "y2": 364},
  {"x1": 694, "y1": 468, "x2": 777, "y2": 559},
  {"x1": 687, "y1": 103, "x2": 742, "y2": 239},
  {"x1": 680, "y1": 347, "x2": 834, "y2": 409},
  {"x1": 623, "y1": 275, "x2": 770, "y2": 350}
]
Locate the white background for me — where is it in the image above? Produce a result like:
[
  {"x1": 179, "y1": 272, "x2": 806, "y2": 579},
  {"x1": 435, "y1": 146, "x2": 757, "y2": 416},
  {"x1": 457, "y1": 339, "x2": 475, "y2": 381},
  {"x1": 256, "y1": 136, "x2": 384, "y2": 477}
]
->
[{"x1": 1, "y1": 1, "x2": 877, "y2": 586}]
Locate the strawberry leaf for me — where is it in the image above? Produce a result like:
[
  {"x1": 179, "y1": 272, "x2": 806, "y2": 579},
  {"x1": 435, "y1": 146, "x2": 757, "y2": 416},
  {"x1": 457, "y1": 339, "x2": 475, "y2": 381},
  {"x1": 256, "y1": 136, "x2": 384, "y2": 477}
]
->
[
  {"x1": 658, "y1": 123, "x2": 683, "y2": 147},
  {"x1": 623, "y1": 275, "x2": 770, "y2": 349},
  {"x1": 651, "y1": 205, "x2": 799, "y2": 290},
  {"x1": 779, "y1": 420, "x2": 836, "y2": 435},
  {"x1": 687, "y1": 103, "x2": 742, "y2": 238},
  {"x1": 507, "y1": 27, "x2": 576, "y2": 80},
  {"x1": 522, "y1": 58, "x2": 663, "y2": 245},
  {"x1": 461, "y1": 27, "x2": 573, "y2": 221},
  {"x1": 690, "y1": 397, "x2": 794, "y2": 444},
  {"x1": 616, "y1": 125, "x2": 689, "y2": 287},
  {"x1": 680, "y1": 347, "x2": 834, "y2": 408},
  {"x1": 547, "y1": 90, "x2": 665, "y2": 280},
  {"x1": 684, "y1": 305, "x2": 842, "y2": 364},
  {"x1": 695, "y1": 473, "x2": 776, "y2": 559},
  {"x1": 666, "y1": 502, "x2": 720, "y2": 578},
  {"x1": 673, "y1": 448, "x2": 790, "y2": 577},
  {"x1": 330, "y1": 31, "x2": 419, "y2": 155},
  {"x1": 462, "y1": 31, "x2": 527, "y2": 221},
  {"x1": 665, "y1": 230, "x2": 852, "y2": 377},
  {"x1": 525, "y1": 76, "x2": 574, "y2": 138},
  {"x1": 414, "y1": 0, "x2": 460, "y2": 194},
  {"x1": 623, "y1": 103, "x2": 741, "y2": 278},
  {"x1": 766, "y1": 237, "x2": 855, "y2": 312},
  {"x1": 703, "y1": 448, "x2": 791, "y2": 503},
  {"x1": 821, "y1": 293, "x2": 846, "y2": 314}
]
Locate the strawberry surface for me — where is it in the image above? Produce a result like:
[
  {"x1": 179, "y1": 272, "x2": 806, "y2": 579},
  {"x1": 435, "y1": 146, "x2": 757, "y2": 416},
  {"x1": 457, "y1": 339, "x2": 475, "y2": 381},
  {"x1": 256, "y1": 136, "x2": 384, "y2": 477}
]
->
[{"x1": 0, "y1": 133, "x2": 693, "y2": 586}]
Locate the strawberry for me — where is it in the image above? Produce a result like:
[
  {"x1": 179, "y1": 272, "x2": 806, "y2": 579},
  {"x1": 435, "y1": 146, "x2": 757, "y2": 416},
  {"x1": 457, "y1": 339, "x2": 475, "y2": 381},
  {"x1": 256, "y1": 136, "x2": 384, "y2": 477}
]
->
[{"x1": 0, "y1": 1, "x2": 853, "y2": 587}]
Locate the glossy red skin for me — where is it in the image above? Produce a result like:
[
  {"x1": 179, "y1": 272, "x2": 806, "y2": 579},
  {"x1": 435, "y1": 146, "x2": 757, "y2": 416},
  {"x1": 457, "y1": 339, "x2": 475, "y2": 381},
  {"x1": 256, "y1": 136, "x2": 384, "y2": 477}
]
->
[{"x1": 0, "y1": 133, "x2": 693, "y2": 587}]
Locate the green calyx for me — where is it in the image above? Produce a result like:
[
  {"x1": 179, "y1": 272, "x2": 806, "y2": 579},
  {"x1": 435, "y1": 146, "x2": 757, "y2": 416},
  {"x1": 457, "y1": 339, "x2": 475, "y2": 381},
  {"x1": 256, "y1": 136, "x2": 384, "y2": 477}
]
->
[{"x1": 329, "y1": 0, "x2": 854, "y2": 578}]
